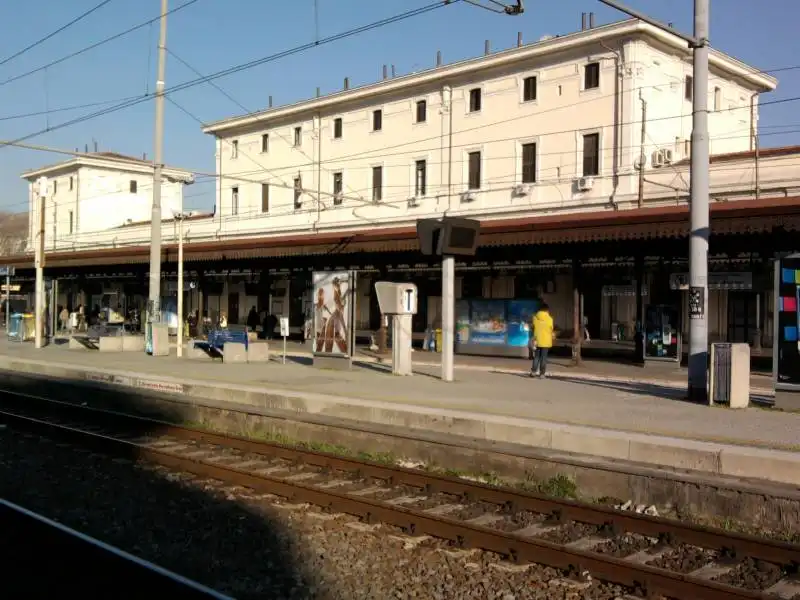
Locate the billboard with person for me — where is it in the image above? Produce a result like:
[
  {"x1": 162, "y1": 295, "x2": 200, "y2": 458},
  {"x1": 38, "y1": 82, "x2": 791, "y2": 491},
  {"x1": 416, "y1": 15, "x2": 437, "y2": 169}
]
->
[{"x1": 312, "y1": 271, "x2": 355, "y2": 358}]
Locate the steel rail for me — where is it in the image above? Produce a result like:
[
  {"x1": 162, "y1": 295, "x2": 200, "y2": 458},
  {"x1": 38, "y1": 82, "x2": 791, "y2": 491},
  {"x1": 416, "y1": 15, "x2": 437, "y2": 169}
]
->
[
  {"x1": 5, "y1": 390, "x2": 798, "y2": 567},
  {"x1": 0, "y1": 404, "x2": 791, "y2": 600}
]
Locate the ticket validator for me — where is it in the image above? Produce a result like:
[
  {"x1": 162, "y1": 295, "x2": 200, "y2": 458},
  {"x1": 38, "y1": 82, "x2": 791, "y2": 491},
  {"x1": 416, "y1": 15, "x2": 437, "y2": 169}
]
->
[{"x1": 374, "y1": 282, "x2": 418, "y2": 376}]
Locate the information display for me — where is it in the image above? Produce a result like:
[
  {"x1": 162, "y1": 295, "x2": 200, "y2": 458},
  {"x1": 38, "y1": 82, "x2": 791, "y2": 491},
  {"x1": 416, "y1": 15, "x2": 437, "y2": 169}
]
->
[{"x1": 774, "y1": 255, "x2": 800, "y2": 389}]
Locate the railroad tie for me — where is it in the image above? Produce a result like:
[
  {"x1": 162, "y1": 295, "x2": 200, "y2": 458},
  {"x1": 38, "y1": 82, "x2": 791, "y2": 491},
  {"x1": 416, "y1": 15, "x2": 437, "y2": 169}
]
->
[
  {"x1": 687, "y1": 563, "x2": 736, "y2": 580},
  {"x1": 764, "y1": 579, "x2": 800, "y2": 600}
]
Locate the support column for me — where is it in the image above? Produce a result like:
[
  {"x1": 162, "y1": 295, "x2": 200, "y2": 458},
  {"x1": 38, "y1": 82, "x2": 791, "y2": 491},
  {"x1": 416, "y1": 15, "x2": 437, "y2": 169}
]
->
[
  {"x1": 442, "y1": 255, "x2": 455, "y2": 381},
  {"x1": 634, "y1": 254, "x2": 645, "y2": 365},
  {"x1": 571, "y1": 258, "x2": 582, "y2": 365}
]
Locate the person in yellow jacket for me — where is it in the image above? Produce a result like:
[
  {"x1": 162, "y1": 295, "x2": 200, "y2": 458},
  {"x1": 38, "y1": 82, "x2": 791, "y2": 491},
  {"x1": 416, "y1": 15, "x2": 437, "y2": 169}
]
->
[{"x1": 531, "y1": 303, "x2": 554, "y2": 378}]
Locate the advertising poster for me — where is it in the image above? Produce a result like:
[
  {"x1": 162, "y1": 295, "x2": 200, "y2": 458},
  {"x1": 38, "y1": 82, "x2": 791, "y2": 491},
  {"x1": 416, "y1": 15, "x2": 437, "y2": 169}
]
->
[
  {"x1": 312, "y1": 271, "x2": 354, "y2": 357},
  {"x1": 506, "y1": 300, "x2": 540, "y2": 348},
  {"x1": 468, "y1": 300, "x2": 507, "y2": 345},
  {"x1": 775, "y1": 255, "x2": 800, "y2": 388},
  {"x1": 455, "y1": 300, "x2": 471, "y2": 344}
]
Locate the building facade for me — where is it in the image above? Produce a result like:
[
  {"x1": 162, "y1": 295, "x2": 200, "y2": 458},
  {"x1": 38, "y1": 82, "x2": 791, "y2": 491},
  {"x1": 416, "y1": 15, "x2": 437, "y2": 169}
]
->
[{"x1": 21, "y1": 152, "x2": 195, "y2": 253}]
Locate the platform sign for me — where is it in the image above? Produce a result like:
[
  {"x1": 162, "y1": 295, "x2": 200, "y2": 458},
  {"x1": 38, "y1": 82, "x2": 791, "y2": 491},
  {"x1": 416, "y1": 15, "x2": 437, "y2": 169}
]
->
[
  {"x1": 774, "y1": 254, "x2": 800, "y2": 390},
  {"x1": 279, "y1": 317, "x2": 289, "y2": 364}
]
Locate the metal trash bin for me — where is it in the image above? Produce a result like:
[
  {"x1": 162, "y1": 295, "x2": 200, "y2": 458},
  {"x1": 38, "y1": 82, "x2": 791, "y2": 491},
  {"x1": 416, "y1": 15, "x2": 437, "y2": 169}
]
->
[{"x1": 709, "y1": 343, "x2": 751, "y2": 408}]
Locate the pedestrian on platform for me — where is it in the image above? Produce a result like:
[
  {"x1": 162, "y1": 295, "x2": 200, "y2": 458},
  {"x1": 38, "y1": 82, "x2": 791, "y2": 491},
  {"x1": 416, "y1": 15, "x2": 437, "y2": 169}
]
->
[{"x1": 531, "y1": 303, "x2": 554, "y2": 379}]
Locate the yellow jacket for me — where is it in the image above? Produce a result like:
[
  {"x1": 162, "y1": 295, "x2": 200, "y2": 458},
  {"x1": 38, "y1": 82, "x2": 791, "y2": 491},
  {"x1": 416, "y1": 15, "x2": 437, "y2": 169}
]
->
[{"x1": 532, "y1": 309, "x2": 554, "y2": 348}]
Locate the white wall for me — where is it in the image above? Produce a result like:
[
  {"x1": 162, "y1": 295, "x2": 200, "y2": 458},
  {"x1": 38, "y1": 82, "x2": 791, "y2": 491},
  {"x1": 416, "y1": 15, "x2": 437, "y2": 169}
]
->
[{"x1": 27, "y1": 166, "x2": 186, "y2": 251}]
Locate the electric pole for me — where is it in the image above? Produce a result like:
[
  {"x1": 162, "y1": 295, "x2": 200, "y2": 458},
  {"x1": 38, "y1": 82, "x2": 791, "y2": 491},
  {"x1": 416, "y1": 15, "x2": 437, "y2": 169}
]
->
[
  {"x1": 598, "y1": 0, "x2": 710, "y2": 400},
  {"x1": 148, "y1": 0, "x2": 169, "y2": 345},
  {"x1": 34, "y1": 177, "x2": 47, "y2": 349},
  {"x1": 687, "y1": 0, "x2": 710, "y2": 401}
]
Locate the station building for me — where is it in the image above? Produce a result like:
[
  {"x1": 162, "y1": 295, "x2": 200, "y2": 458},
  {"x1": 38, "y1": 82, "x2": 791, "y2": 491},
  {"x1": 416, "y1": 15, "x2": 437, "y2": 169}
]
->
[{"x1": 5, "y1": 18, "x2": 798, "y2": 358}]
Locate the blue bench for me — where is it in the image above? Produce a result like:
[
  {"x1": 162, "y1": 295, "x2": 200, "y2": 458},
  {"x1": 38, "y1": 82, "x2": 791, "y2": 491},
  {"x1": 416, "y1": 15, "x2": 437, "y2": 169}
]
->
[{"x1": 192, "y1": 326, "x2": 248, "y2": 358}]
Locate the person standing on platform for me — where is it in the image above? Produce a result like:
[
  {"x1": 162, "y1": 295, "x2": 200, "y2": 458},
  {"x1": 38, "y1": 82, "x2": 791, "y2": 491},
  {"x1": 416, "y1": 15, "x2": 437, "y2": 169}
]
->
[{"x1": 531, "y1": 303, "x2": 554, "y2": 379}]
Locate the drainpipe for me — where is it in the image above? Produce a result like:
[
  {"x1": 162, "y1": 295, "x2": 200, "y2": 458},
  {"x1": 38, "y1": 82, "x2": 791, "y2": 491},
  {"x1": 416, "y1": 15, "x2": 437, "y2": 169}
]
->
[
  {"x1": 601, "y1": 40, "x2": 624, "y2": 208},
  {"x1": 217, "y1": 136, "x2": 222, "y2": 227},
  {"x1": 638, "y1": 92, "x2": 647, "y2": 209},
  {"x1": 442, "y1": 85, "x2": 454, "y2": 216},
  {"x1": 750, "y1": 93, "x2": 760, "y2": 201},
  {"x1": 315, "y1": 112, "x2": 322, "y2": 231}
]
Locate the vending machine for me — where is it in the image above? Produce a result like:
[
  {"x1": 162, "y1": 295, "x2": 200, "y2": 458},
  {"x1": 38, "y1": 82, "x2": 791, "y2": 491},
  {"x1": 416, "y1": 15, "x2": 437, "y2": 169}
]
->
[{"x1": 644, "y1": 304, "x2": 681, "y2": 362}]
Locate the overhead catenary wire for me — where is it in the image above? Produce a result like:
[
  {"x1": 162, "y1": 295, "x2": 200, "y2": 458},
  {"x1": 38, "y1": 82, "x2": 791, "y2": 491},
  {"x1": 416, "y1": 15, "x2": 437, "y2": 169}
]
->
[
  {"x1": 0, "y1": 0, "x2": 462, "y2": 148},
  {"x1": 0, "y1": 0, "x2": 117, "y2": 68},
  {"x1": 0, "y1": 0, "x2": 202, "y2": 88}
]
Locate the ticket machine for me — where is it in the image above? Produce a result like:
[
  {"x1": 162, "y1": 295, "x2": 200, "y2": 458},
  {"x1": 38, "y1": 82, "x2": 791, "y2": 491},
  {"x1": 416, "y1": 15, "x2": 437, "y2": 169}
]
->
[{"x1": 375, "y1": 282, "x2": 418, "y2": 376}]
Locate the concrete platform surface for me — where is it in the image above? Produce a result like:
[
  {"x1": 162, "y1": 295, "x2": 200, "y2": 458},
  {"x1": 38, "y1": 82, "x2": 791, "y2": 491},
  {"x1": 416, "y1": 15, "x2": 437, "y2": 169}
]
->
[{"x1": 0, "y1": 339, "x2": 797, "y2": 487}]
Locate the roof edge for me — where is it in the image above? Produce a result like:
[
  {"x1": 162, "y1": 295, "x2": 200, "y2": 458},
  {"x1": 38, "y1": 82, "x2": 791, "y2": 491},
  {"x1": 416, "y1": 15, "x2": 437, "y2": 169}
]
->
[
  {"x1": 203, "y1": 19, "x2": 777, "y2": 135},
  {"x1": 20, "y1": 155, "x2": 194, "y2": 183}
]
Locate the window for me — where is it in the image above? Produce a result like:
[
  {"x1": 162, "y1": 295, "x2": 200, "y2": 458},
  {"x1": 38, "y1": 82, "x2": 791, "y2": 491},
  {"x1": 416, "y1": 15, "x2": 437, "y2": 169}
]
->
[
  {"x1": 333, "y1": 172, "x2": 343, "y2": 205},
  {"x1": 293, "y1": 126, "x2": 301, "y2": 147},
  {"x1": 293, "y1": 177, "x2": 302, "y2": 208},
  {"x1": 372, "y1": 166, "x2": 383, "y2": 202},
  {"x1": 584, "y1": 62, "x2": 600, "y2": 90},
  {"x1": 684, "y1": 75, "x2": 693, "y2": 101},
  {"x1": 261, "y1": 183, "x2": 269, "y2": 213},
  {"x1": 261, "y1": 134, "x2": 269, "y2": 153},
  {"x1": 129, "y1": 180, "x2": 137, "y2": 193},
  {"x1": 415, "y1": 160, "x2": 427, "y2": 196},
  {"x1": 469, "y1": 88, "x2": 482, "y2": 112},
  {"x1": 53, "y1": 180, "x2": 58, "y2": 195},
  {"x1": 68, "y1": 210, "x2": 74, "y2": 234},
  {"x1": 713, "y1": 86, "x2": 721, "y2": 111},
  {"x1": 521, "y1": 143, "x2": 537, "y2": 183},
  {"x1": 372, "y1": 109, "x2": 382, "y2": 131},
  {"x1": 333, "y1": 117, "x2": 343, "y2": 139},
  {"x1": 468, "y1": 151, "x2": 481, "y2": 190},
  {"x1": 231, "y1": 140, "x2": 239, "y2": 158},
  {"x1": 231, "y1": 186, "x2": 239, "y2": 215},
  {"x1": 582, "y1": 133, "x2": 600, "y2": 176},
  {"x1": 522, "y1": 76, "x2": 537, "y2": 102},
  {"x1": 69, "y1": 176, "x2": 74, "y2": 191},
  {"x1": 415, "y1": 100, "x2": 427, "y2": 123}
]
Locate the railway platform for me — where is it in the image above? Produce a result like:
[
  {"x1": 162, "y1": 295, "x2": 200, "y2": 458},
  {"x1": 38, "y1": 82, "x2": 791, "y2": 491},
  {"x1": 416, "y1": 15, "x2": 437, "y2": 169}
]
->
[{"x1": 0, "y1": 338, "x2": 797, "y2": 487}]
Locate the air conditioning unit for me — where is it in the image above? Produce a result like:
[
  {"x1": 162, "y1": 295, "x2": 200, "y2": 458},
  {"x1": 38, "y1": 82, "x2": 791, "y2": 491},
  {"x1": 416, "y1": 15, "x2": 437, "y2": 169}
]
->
[
  {"x1": 512, "y1": 184, "x2": 530, "y2": 197},
  {"x1": 461, "y1": 190, "x2": 477, "y2": 203},
  {"x1": 407, "y1": 196, "x2": 420, "y2": 208},
  {"x1": 577, "y1": 176, "x2": 594, "y2": 192},
  {"x1": 661, "y1": 148, "x2": 674, "y2": 164},
  {"x1": 651, "y1": 150, "x2": 664, "y2": 168}
]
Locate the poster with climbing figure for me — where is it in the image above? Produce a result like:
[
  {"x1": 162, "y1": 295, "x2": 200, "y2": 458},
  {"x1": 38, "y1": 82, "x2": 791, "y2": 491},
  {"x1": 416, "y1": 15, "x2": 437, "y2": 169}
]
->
[{"x1": 312, "y1": 271, "x2": 356, "y2": 357}]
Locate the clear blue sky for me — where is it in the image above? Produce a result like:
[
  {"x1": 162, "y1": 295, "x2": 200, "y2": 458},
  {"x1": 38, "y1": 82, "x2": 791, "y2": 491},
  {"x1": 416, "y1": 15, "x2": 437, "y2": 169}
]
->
[{"x1": 0, "y1": 0, "x2": 798, "y2": 214}]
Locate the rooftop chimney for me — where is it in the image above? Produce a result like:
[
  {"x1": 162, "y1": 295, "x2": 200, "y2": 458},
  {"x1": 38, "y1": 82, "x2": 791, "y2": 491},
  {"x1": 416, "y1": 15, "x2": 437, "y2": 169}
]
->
[
  {"x1": 344, "y1": 77, "x2": 349, "y2": 90},
  {"x1": 143, "y1": 152, "x2": 147, "y2": 160},
  {"x1": 484, "y1": 39, "x2": 491, "y2": 55},
  {"x1": 391, "y1": 65, "x2": 396, "y2": 77},
  {"x1": 436, "y1": 50, "x2": 442, "y2": 67},
  {"x1": 268, "y1": 95, "x2": 273, "y2": 108},
  {"x1": 93, "y1": 140, "x2": 98, "y2": 152},
  {"x1": 589, "y1": 12, "x2": 595, "y2": 28},
  {"x1": 581, "y1": 12, "x2": 587, "y2": 30},
  {"x1": 316, "y1": 86, "x2": 320, "y2": 97},
  {"x1": 84, "y1": 144, "x2": 88, "y2": 153},
  {"x1": 383, "y1": 64, "x2": 388, "y2": 79},
  {"x1": 517, "y1": 32, "x2": 523, "y2": 47}
]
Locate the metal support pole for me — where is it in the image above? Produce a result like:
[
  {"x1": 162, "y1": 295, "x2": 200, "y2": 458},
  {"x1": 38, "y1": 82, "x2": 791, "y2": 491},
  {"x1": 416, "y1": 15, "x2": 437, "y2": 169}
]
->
[
  {"x1": 35, "y1": 186, "x2": 46, "y2": 349},
  {"x1": 148, "y1": 0, "x2": 169, "y2": 333},
  {"x1": 441, "y1": 255, "x2": 455, "y2": 382},
  {"x1": 688, "y1": 0, "x2": 710, "y2": 401},
  {"x1": 5, "y1": 272, "x2": 10, "y2": 331},
  {"x1": 177, "y1": 214, "x2": 184, "y2": 358}
]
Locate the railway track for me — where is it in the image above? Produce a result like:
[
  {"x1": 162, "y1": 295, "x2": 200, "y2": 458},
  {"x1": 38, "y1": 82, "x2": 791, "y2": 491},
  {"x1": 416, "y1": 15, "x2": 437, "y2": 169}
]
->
[{"x1": 1, "y1": 389, "x2": 798, "y2": 600}]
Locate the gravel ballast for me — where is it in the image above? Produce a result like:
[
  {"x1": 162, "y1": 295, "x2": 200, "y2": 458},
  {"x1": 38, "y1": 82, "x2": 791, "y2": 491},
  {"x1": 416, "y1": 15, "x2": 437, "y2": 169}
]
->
[{"x1": 0, "y1": 426, "x2": 631, "y2": 599}]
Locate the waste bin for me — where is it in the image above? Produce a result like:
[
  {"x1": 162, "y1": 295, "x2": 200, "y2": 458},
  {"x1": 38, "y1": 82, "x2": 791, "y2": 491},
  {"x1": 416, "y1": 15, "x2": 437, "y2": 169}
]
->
[
  {"x1": 435, "y1": 329, "x2": 442, "y2": 353},
  {"x1": 709, "y1": 343, "x2": 750, "y2": 408}
]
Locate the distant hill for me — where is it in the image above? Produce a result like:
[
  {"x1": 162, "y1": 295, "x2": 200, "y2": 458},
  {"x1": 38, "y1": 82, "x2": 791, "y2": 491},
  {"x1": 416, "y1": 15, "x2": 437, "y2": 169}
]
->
[{"x1": 0, "y1": 212, "x2": 29, "y2": 256}]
